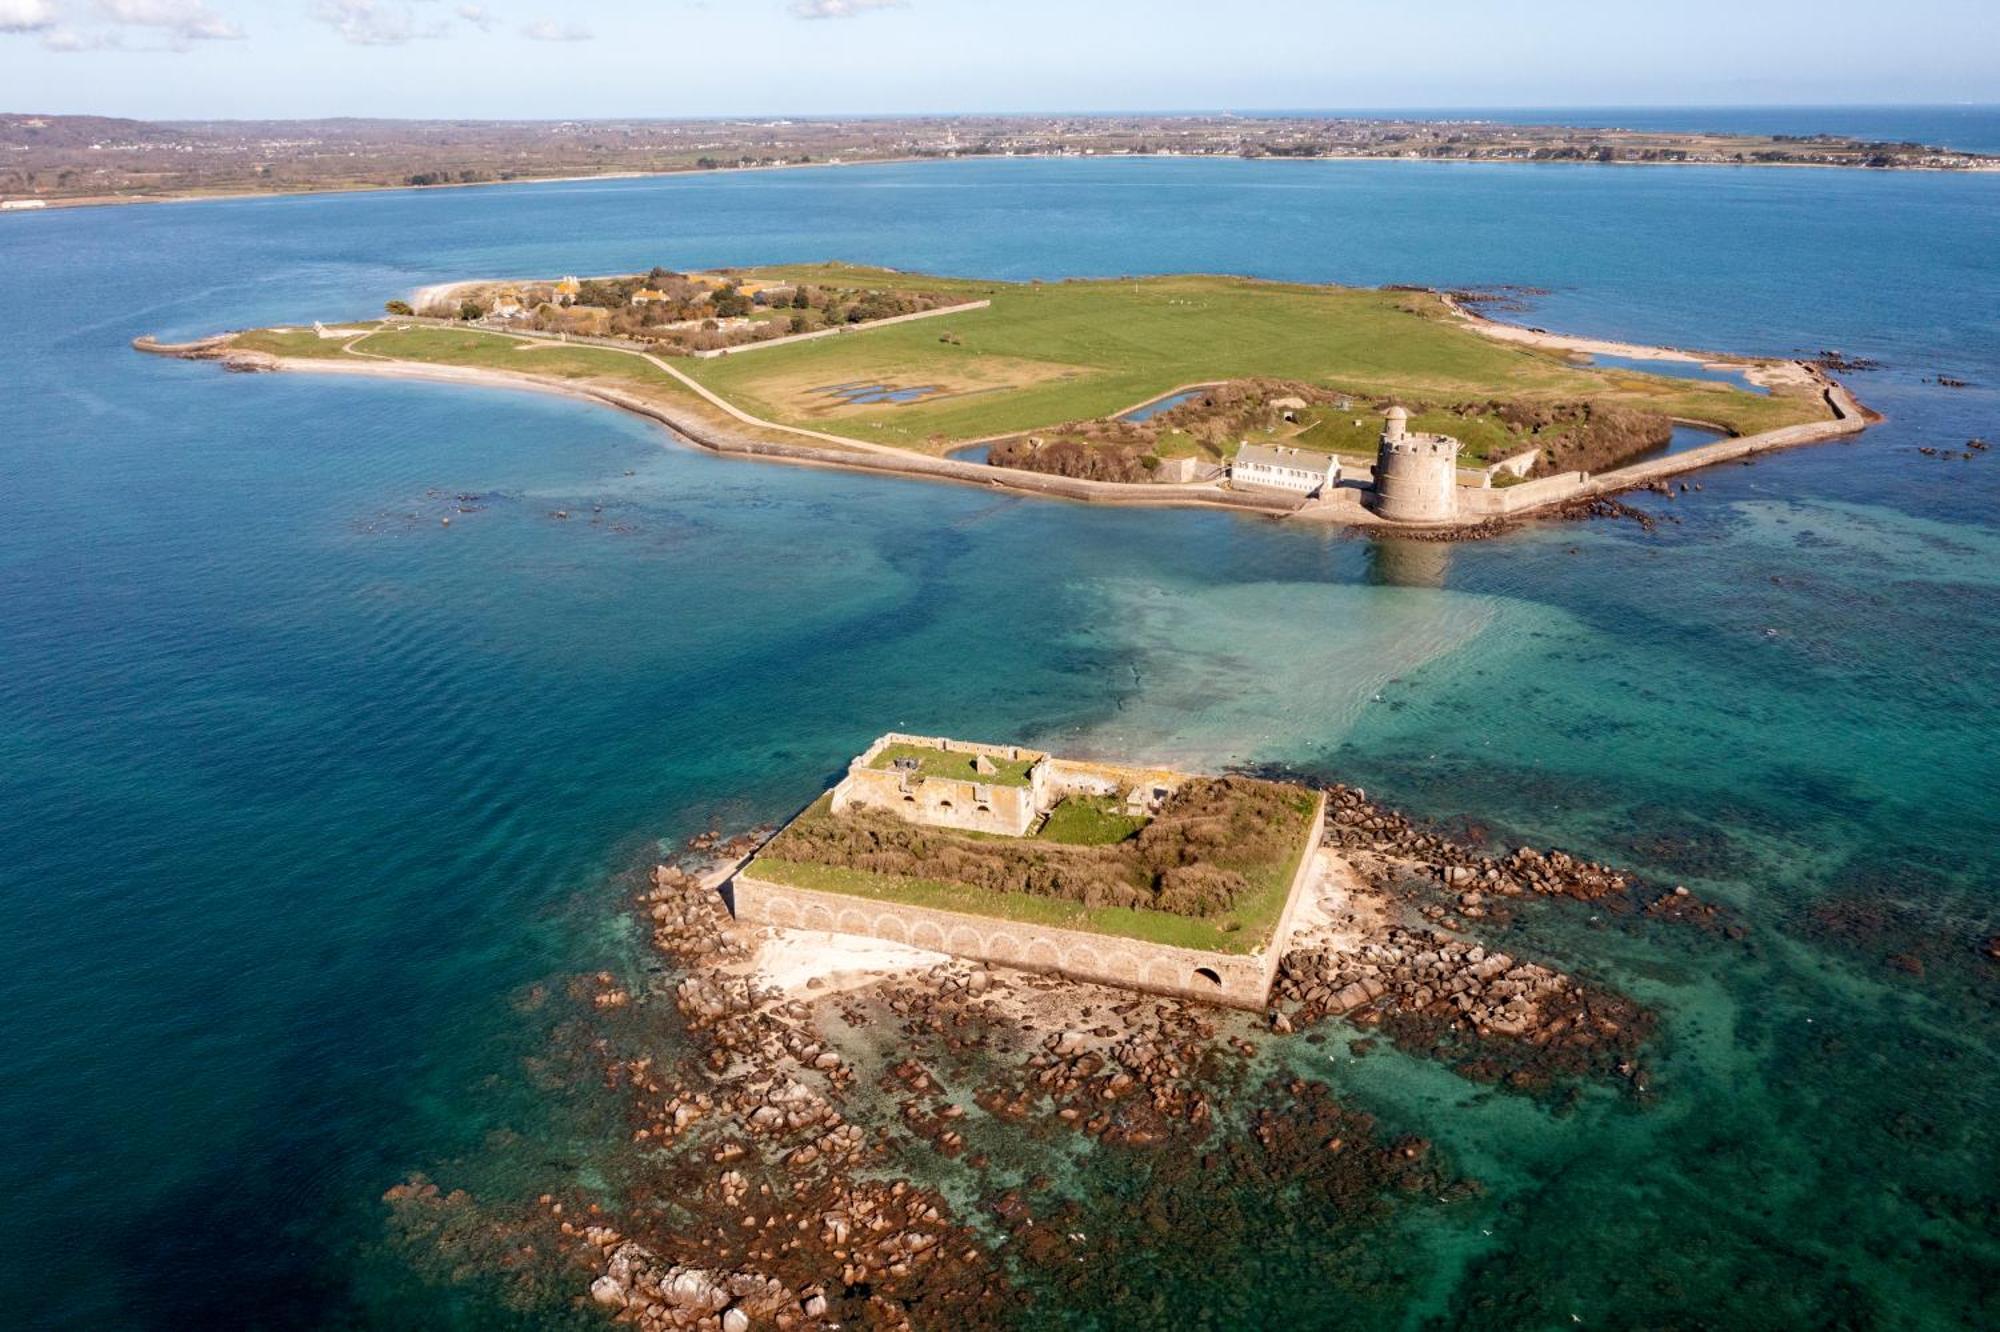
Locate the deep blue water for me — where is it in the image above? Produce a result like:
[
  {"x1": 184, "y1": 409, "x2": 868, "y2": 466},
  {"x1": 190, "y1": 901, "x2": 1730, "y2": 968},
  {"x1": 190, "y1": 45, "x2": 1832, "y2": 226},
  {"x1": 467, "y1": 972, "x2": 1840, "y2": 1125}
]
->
[{"x1": 3, "y1": 155, "x2": 1998, "y2": 1328}]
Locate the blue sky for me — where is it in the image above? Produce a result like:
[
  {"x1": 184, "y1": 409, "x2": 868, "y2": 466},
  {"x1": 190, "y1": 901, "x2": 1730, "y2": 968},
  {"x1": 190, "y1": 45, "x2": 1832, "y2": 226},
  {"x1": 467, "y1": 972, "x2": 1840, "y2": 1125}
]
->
[{"x1": 0, "y1": 0, "x2": 1995, "y2": 120}]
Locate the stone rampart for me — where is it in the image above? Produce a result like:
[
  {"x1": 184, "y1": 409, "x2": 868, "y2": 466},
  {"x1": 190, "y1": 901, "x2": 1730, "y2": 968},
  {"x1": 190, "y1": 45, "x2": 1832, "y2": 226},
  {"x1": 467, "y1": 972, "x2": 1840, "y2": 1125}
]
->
[{"x1": 733, "y1": 792, "x2": 1326, "y2": 1010}]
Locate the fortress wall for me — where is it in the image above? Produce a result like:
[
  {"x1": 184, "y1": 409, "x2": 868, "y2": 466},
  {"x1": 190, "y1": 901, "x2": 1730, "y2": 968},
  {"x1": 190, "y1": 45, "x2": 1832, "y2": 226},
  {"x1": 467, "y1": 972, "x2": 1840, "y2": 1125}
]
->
[
  {"x1": 836, "y1": 765, "x2": 1039, "y2": 837},
  {"x1": 735, "y1": 792, "x2": 1326, "y2": 1011},
  {"x1": 1460, "y1": 383, "x2": 1869, "y2": 519},
  {"x1": 1043, "y1": 756, "x2": 1187, "y2": 801},
  {"x1": 864, "y1": 732, "x2": 1047, "y2": 765},
  {"x1": 732, "y1": 875, "x2": 1276, "y2": 1007}
]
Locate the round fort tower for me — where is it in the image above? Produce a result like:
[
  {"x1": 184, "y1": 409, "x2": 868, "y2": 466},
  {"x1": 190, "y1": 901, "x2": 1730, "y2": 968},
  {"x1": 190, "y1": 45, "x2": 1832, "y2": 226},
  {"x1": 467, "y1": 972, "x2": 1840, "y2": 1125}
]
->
[{"x1": 1369, "y1": 406, "x2": 1464, "y2": 523}]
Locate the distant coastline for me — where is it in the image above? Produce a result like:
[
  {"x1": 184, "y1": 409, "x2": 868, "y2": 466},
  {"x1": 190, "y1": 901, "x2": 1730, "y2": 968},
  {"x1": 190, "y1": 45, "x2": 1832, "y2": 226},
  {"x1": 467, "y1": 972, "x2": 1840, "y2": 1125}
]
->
[
  {"x1": 18, "y1": 147, "x2": 2000, "y2": 216},
  {"x1": 11, "y1": 106, "x2": 2000, "y2": 215}
]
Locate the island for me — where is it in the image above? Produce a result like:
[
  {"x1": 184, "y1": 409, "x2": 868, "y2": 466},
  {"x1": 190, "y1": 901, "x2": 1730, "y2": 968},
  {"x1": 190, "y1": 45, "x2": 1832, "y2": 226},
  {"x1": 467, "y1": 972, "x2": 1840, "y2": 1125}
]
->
[{"x1": 138, "y1": 262, "x2": 1871, "y2": 529}]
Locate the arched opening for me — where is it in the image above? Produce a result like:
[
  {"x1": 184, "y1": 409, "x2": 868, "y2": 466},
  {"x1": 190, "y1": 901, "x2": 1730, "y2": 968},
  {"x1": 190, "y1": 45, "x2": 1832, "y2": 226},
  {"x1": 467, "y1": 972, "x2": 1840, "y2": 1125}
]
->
[
  {"x1": 1192, "y1": 967, "x2": 1223, "y2": 990},
  {"x1": 976, "y1": 803, "x2": 991, "y2": 815},
  {"x1": 937, "y1": 800, "x2": 954, "y2": 813},
  {"x1": 902, "y1": 794, "x2": 916, "y2": 804}
]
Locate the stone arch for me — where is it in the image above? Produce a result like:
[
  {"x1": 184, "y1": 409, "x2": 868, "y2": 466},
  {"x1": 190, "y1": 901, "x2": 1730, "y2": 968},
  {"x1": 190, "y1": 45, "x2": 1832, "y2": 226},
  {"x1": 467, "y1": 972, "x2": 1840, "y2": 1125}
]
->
[
  {"x1": 1065, "y1": 945, "x2": 1103, "y2": 981},
  {"x1": 801, "y1": 903, "x2": 837, "y2": 933},
  {"x1": 985, "y1": 929, "x2": 1028, "y2": 965},
  {"x1": 909, "y1": 920, "x2": 947, "y2": 952},
  {"x1": 1192, "y1": 966, "x2": 1224, "y2": 991},
  {"x1": 1023, "y1": 937, "x2": 1063, "y2": 972},
  {"x1": 871, "y1": 912, "x2": 910, "y2": 944},
  {"x1": 948, "y1": 927, "x2": 985, "y2": 956},
  {"x1": 1144, "y1": 958, "x2": 1183, "y2": 990},
  {"x1": 837, "y1": 909, "x2": 872, "y2": 936}
]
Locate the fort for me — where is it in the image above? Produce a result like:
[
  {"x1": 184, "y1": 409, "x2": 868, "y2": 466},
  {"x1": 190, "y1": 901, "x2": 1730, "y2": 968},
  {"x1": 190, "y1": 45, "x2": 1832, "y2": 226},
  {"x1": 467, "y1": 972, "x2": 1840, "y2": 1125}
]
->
[
  {"x1": 729, "y1": 733, "x2": 1326, "y2": 1008},
  {"x1": 1368, "y1": 405, "x2": 1465, "y2": 523}
]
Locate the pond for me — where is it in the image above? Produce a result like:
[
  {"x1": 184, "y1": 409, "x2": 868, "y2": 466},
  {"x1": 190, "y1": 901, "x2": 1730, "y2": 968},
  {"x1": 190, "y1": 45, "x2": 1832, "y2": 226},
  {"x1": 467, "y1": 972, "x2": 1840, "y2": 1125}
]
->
[
  {"x1": 1590, "y1": 353, "x2": 1769, "y2": 395},
  {"x1": 815, "y1": 381, "x2": 945, "y2": 405}
]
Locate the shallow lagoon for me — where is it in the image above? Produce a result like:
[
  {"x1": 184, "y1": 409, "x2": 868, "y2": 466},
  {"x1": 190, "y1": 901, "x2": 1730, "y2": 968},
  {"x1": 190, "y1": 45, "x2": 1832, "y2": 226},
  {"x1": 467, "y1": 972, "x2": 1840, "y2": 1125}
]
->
[{"x1": 2, "y1": 154, "x2": 1997, "y2": 1327}]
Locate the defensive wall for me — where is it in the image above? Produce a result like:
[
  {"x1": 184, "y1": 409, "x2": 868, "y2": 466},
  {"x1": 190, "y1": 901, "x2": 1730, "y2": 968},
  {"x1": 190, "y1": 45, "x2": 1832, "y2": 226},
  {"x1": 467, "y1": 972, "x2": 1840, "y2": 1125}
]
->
[
  {"x1": 730, "y1": 789, "x2": 1326, "y2": 1009},
  {"x1": 1456, "y1": 377, "x2": 1871, "y2": 520}
]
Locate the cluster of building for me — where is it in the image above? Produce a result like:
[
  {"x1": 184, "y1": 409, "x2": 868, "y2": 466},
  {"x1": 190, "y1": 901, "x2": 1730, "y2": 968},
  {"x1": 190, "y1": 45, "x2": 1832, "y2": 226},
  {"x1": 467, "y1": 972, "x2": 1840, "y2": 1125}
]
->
[
  {"x1": 1230, "y1": 405, "x2": 1467, "y2": 523},
  {"x1": 831, "y1": 733, "x2": 1183, "y2": 839}
]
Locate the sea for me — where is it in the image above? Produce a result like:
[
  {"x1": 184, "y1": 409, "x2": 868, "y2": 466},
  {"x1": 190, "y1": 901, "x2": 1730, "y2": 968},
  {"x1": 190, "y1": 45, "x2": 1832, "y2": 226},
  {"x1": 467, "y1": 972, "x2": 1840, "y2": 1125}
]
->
[{"x1": 2, "y1": 112, "x2": 1997, "y2": 1328}]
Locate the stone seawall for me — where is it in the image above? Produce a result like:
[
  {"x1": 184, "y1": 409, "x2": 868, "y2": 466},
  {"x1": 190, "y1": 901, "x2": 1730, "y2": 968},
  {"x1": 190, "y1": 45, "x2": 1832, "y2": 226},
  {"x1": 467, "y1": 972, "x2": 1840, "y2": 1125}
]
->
[
  {"x1": 1460, "y1": 378, "x2": 1872, "y2": 520},
  {"x1": 732, "y1": 792, "x2": 1326, "y2": 1010}
]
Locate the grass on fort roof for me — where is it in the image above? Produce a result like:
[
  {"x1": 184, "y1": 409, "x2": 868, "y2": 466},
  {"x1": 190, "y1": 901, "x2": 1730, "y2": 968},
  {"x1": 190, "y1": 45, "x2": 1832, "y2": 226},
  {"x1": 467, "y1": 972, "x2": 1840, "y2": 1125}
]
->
[
  {"x1": 678, "y1": 266, "x2": 1828, "y2": 449},
  {"x1": 867, "y1": 742, "x2": 1037, "y2": 787},
  {"x1": 747, "y1": 789, "x2": 1316, "y2": 955}
]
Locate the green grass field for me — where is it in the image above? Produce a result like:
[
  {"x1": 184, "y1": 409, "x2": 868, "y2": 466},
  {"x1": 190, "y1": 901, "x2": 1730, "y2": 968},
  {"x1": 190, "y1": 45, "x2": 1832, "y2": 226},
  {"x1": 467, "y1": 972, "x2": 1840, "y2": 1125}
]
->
[
  {"x1": 229, "y1": 268, "x2": 1829, "y2": 460},
  {"x1": 1038, "y1": 796, "x2": 1149, "y2": 846},
  {"x1": 680, "y1": 266, "x2": 1827, "y2": 449}
]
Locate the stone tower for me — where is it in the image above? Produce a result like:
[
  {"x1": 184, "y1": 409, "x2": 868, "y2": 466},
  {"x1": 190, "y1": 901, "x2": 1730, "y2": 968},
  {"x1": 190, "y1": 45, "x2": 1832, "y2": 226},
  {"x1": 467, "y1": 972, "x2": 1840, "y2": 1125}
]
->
[{"x1": 1370, "y1": 406, "x2": 1463, "y2": 523}]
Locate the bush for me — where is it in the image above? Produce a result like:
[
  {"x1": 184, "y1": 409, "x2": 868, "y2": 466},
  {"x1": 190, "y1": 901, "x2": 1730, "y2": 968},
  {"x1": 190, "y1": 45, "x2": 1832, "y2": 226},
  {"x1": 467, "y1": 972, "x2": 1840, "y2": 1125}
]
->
[{"x1": 384, "y1": 300, "x2": 413, "y2": 316}]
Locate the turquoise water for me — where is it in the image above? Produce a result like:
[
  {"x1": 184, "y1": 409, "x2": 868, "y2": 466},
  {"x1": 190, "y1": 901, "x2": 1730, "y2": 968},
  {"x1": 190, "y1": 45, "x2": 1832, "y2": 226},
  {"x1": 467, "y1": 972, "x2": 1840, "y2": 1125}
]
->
[{"x1": 3, "y1": 154, "x2": 1998, "y2": 1327}]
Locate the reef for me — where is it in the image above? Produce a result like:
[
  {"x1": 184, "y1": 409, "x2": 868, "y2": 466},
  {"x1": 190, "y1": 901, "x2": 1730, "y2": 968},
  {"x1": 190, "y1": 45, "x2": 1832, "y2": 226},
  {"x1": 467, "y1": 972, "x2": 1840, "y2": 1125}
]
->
[{"x1": 379, "y1": 777, "x2": 1728, "y2": 1326}]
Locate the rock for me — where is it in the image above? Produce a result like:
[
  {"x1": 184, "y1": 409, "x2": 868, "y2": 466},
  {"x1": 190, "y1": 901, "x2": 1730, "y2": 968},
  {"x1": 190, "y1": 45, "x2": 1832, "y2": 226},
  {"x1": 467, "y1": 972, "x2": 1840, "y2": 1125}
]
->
[
  {"x1": 722, "y1": 1308, "x2": 750, "y2": 1332},
  {"x1": 589, "y1": 1276, "x2": 628, "y2": 1309}
]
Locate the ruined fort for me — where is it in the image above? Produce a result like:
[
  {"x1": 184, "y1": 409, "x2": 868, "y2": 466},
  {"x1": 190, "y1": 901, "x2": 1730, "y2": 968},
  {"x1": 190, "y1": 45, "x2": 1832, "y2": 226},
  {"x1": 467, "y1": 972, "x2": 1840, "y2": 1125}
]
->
[{"x1": 730, "y1": 734, "x2": 1326, "y2": 1008}]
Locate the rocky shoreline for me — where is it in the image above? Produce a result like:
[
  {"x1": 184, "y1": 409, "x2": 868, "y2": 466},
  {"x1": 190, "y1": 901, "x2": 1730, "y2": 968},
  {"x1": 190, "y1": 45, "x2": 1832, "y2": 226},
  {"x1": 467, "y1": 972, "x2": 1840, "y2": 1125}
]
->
[{"x1": 372, "y1": 773, "x2": 1757, "y2": 1327}]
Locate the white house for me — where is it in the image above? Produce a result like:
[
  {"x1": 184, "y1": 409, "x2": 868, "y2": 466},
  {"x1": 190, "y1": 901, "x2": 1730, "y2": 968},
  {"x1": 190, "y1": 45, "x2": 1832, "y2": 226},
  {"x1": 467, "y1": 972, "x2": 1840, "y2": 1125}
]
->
[{"x1": 1230, "y1": 442, "x2": 1339, "y2": 496}]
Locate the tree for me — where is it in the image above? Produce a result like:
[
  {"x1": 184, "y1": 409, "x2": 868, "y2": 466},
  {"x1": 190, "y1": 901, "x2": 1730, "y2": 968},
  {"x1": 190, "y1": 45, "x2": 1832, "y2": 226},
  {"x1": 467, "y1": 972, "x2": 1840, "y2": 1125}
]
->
[
  {"x1": 384, "y1": 300, "x2": 413, "y2": 316},
  {"x1": 458, "y1": 300, "x2": 483, "y2": 321}
]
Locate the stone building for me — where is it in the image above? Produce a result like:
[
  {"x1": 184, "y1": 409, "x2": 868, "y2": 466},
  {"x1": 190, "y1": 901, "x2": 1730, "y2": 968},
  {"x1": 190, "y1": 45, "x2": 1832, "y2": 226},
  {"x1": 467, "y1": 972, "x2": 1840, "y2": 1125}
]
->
[
  {"x1": 1369, "y1": 406, "x2": 1464, "y2": 523},
  {"x1": 833, "y1": 734, "x2": 1052, "y2": 837},
  {"x1": 829, "y1": 732, "x2": 1189, "y2": 839},
  {"x1": 1230, "y1": 442, "x2": 1339, "y2": 496}
]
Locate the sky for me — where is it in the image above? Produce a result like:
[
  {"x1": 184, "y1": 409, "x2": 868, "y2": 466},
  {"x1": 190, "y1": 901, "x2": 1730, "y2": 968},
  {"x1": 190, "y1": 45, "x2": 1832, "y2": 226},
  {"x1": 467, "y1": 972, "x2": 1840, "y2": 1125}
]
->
[{"x1": 0, "y1": 0, "x2": 1995, "y2": 120}]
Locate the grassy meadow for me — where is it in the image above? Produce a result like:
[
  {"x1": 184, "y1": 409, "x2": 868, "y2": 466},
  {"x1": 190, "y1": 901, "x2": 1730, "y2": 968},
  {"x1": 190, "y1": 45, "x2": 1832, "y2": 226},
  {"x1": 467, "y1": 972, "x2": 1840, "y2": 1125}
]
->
[
  {"x1": 226, "y1": 267, "x2": 1830, "y2": 460},
  {"x1": 683, "y1": 266, "x2": 1828, "y2": 449}
]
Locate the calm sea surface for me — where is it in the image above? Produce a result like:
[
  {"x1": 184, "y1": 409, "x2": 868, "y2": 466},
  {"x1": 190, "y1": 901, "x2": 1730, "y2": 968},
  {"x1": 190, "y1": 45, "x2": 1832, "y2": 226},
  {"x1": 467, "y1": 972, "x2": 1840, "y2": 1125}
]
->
[{"x1": 3, "y1": 146, "x2": 1997, "y2": 1328}]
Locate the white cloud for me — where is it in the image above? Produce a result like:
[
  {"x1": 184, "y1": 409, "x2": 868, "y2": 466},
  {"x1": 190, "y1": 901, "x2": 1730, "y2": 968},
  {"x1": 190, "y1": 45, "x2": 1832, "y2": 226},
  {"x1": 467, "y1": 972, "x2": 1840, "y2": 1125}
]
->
[
  {"x1": 43, "y1": 24, "x2": 123, "y2": 47},
  {"x1": 0, "y1": 0, "x2": 58, "y2": 33},
  {"x1": 455, "y1": 3, "x2": 496, "y2": 31},
  {"x1": 309, "y1": 0, "x2": 446, "y2": 45},
  {"x1": 98, "y1": 0, "x2": 243, "y2": 40},
  {"x1": 791, "y1": 0, "x2": 903, "y2": 17},
  {"x1": 519, "y1": 15, "x2": 587, "y2": 40}
]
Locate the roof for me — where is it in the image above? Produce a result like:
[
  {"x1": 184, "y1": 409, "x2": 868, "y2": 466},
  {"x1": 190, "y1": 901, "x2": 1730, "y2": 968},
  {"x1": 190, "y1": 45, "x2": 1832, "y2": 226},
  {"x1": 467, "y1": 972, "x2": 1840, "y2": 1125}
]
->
[
  {"x1": 1385, "y1": 405, "x2": 1410, "y2": 421},
  {"x1": 1234, "y1": 442, "x2": 1336, "y2": 475}
]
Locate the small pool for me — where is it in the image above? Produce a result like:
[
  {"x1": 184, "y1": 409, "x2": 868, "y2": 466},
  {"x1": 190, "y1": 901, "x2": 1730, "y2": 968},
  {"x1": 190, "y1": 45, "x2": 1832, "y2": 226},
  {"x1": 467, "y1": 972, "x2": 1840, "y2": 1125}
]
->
[
  {"x1": 1625, "y1": 424, "x2": 1732, "y2": 465},
  {"x1": 1591, "y1": 354, "x2": 1768, "y2": 396},
  {"x1": 815, "y1": 382, "x2": 944, "y2": 406},
  {"x1": 1117, "y1": 388, "x2": 1206, "y2": 423}
]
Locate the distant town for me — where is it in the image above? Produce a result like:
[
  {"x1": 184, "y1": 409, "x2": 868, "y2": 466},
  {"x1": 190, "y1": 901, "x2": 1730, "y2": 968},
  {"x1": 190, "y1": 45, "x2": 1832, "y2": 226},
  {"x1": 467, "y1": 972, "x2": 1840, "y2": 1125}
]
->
[{"x1": 5, "y1": 111, "x2": 1996, "y2": 207}]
